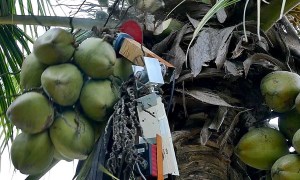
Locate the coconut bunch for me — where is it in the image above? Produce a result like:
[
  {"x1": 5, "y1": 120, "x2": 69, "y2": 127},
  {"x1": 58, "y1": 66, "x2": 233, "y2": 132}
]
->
[
  {"x1": 6, "y1": 28, "x2": 133, "y2": 176},
  {"x1": 234, "y1": 71, "x2": 300, "y2": 179}
]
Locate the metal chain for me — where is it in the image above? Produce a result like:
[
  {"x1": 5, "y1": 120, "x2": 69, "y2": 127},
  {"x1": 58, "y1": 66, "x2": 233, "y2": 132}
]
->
[{"x1": 106, "y1": 78, "x2": 147, "y2": 179}]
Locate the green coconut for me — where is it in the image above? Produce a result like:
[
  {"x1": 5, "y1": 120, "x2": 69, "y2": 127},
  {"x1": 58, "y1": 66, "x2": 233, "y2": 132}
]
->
[
  {"x1": 271, "y1": 154, "x2": 300, "y2": 180},
  {"x1": 260, "y1": 71, "x2": 300, "y2": 112},
  {"x1": 293, "y1": 129, "x2": 300, "y2": 153},
  {"x1": 235, "y1": 127, "x2": 289, "y2": 170},
  {"x1": 113, "y1": 58, "x2": 133, "y2": 82},
  {"x1": 74, "y1": 38, "x2": 116, "y2": 79},
  {"x1": 20, "y1": 53, "x2": 48, "y2": 91},
  {"x1": 41, "y1": 63, "x2": 83, "y2": 106},
  {"x1": 49, "y1": 110, "x2": 95, "y2": 160},
  {"x1": 11, "y1": 132, "x2": 54, "y2": 175},
  {"x1": 80, "y1": 80, "x2": 118, "y2": 121},
  {"x1": 53, "y1": 148, "x2": 72, "y2": 162},
  {"x1": 33, "y1": 28, "x2": 75, "y2": 65},
  {"x1": 294, "y1": 92, "x2": 300, "y2": 113},
  {"x1": 278, "y1": 109, "x2": 300, "y2": 141},
  {"x1": 6, "y1": 92, "x2": 54, "y2": 134}
]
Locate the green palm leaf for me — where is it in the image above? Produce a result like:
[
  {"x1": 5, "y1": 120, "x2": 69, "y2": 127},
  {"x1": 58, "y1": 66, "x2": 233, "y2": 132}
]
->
[
  {"x1": 0, "y1": 24, "x2": 31, "y2": 153},
  {"x1": 0, "y1": 0, "x2": 54, "y2": 154}
]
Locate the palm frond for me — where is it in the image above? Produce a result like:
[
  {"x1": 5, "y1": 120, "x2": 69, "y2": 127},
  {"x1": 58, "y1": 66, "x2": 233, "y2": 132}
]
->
[
  {"x1": 186, "y1": 0, "x2": 240, "y2": 60},
  {"x1": 0, "y1": 24, "x2": 32, "y2": 153},
  {"x1": 0, "y1": 0, "x2": 54, "y2": 154}
]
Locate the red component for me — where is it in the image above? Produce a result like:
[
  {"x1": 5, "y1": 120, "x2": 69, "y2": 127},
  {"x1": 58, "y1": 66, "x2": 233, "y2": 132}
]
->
[
  {"x1": 119, "y1": 20, "x2": 143, "y2": 44},
  {"x1": 151, "y1": 144, "x2": 158, "y2": 177}
]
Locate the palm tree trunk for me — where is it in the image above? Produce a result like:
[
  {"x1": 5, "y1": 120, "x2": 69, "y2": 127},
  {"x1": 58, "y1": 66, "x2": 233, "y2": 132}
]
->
[{"x1": 172, "y1": 110, "x2": 244, "y2": 180}]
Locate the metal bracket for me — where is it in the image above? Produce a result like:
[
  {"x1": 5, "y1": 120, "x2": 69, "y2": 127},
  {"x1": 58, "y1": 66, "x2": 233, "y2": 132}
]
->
[
  {"x1": 137, "y1": 93, "x2": 157, "y2": 109},
  {"x1": 137, "y1": 95, "x2": 179, "y2": 176}
]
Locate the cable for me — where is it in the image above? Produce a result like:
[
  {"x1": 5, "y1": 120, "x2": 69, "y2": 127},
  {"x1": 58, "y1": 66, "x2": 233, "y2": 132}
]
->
[
  {"x1": 167, "y1": 74, "x2": 176, "y2": 115},
  {"x1": 69, "y1": 17, "x2": 74, "y2": 33},
  {"x1": 104, "y1": 0, "x2": 122, "y2": 27},
  {"x1": 136, "y1": 163, "x2": 147, "y2": 180}
]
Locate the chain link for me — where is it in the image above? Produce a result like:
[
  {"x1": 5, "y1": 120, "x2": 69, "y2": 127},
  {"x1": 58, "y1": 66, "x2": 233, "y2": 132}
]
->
[{"x1": 106, "y1": 77, "x2": 147, "y2": 179}]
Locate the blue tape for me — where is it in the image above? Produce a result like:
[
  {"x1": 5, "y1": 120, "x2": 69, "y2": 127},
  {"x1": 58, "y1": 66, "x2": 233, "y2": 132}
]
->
[{"x1": 113, "y1": 33, "x2": 133, "y2": 53}]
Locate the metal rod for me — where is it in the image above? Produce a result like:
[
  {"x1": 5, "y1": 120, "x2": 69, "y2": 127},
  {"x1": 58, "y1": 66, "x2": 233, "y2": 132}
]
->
[{"x1": 0, "y1": 15, "x2": 119, "y2": 29}]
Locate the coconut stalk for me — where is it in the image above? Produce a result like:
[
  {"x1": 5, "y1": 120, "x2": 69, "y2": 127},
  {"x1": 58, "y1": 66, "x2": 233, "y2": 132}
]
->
[{"x1": 0, "y1": 15, "x2": 118, "y2": 29}]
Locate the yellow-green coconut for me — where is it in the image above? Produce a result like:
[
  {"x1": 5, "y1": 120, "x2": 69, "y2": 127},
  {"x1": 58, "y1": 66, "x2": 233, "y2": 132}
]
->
[
  {"x1": 33, "y1": 28, "x2": 75, "y2": 65},
  {"x1": 11, "y1": 132, "x2": 54, "y2": 175},
  {"x1": 271, "y1": 154, "x2": 300, "y2": 180},
  {"x1": 74, "y1": 38, "x2": 116, "y2": 79},
  {"x1": 235, "y1": 127, "x2": 289, "y2": 170},
  {"x1": 79, "y1": 79, "x2": 118, "y2": 121},
  {"x1": 41, "y1": 63, "x2": 83, "y2": 106},
  {"x1": 6, "y1": 92, "x2": 54, "y2": 134},
  {"x1": 50, "y1": 110, "x2": 95, "y2": 160},
  {"x1": 260, "y1": 71, "x2": 300, "y2": 112},
  {"x1": 20, "y1": 53, "x2": 48, "y2": 91}
]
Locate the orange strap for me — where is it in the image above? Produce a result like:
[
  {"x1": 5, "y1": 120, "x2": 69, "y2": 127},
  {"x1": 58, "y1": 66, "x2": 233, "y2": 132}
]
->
[{"x1": 156, "y1": 134, "x2": 163, "y2": 180}]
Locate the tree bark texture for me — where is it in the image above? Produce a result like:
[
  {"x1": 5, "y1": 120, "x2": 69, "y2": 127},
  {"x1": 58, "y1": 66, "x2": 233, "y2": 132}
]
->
[{"x1": 171, "y1": 109, "x2": 245, "y2": 180}]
